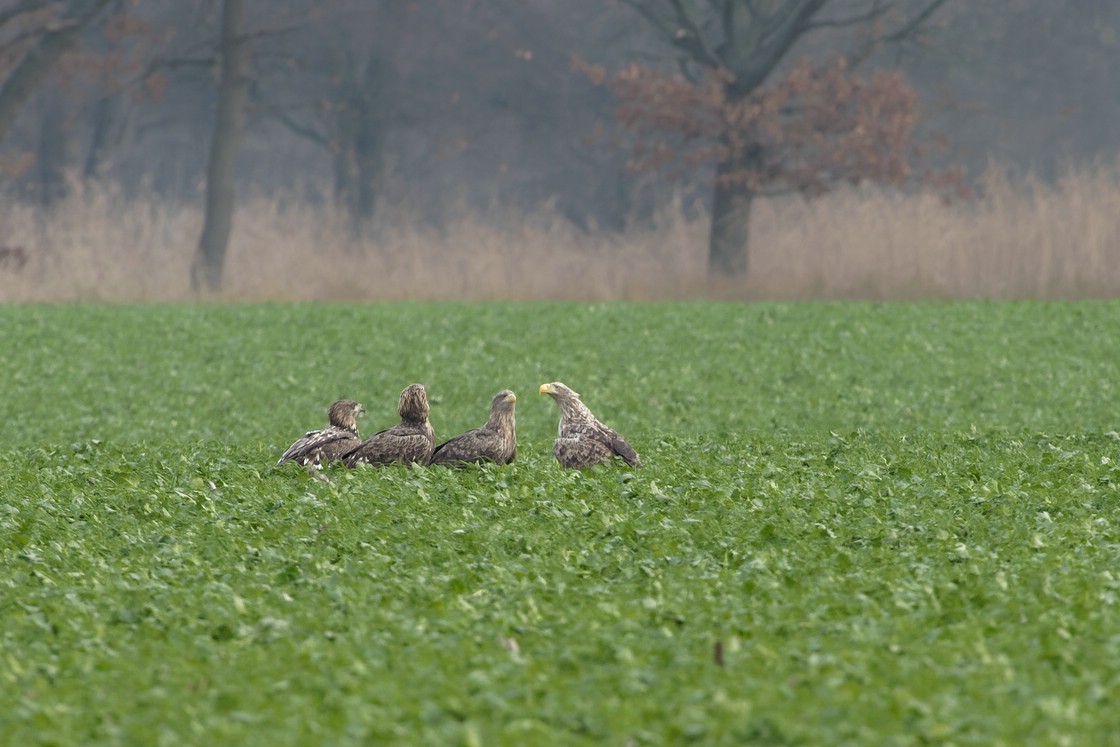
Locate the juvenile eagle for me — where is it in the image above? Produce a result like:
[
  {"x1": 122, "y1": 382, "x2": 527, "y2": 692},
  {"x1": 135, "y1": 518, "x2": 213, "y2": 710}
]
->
[
  {"x1": 539, "y1": 382, "x2": 641, "y2": 469},
  {"x1": 277, "y1": 399, "x2": 365, "y2": 467},
  {"x1": 429, "y1": 389, "x2": 517, "y2": 467},
  {"x1": 342, "y1": 383, "x2": 435, "y2": 467}
]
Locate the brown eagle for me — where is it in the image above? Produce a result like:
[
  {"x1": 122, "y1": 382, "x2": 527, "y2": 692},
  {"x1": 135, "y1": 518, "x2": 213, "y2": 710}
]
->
[
  {"x1": 342, "y1": 383, "x2": 435, "y2": 467},
  {"x1": 428, "y1": 389, "x2": 517, "y2": 467},
  {"x1": 539, "y1": 382, "x2": 641, "y2": 469},
  {"x1": 277, "y1": 399, "x2": 365, "y2": 467}
]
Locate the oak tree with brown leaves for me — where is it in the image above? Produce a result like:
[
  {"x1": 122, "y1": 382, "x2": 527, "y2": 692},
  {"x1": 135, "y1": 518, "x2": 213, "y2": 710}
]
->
[{"x1": 607, "y1": 0, "x2": 956, "y2": 277}]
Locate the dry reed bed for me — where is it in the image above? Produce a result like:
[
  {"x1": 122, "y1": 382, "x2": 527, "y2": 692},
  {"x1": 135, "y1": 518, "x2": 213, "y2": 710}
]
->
[{"x1": 2, "y1": 164, "x2": 1119, "y2": 302}]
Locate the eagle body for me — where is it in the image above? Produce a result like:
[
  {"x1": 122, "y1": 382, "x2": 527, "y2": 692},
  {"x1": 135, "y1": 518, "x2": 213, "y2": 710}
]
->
[
  {"x1": 277, "y1": 399, "x2": 364, "y2": 467},
  {"x1": 343, "y1": 384, "x2": 435, "y2": 467},
  {"x1": 429, "y1": 389, "x2": 517, "y2": 467},
  {"x1": 539, "y1": 382, "x2": 641, "y2": 469}
]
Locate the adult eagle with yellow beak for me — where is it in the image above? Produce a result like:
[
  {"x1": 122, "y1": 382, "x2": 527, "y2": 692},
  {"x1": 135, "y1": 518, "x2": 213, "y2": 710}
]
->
[{"x1": 539, "y1": 382, "x2": 640, "y2": 469}]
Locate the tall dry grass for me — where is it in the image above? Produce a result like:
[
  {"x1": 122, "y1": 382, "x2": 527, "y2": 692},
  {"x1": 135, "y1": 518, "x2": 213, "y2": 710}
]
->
[{"x1": 2, "y1": 162, "x2": 1120, "y2": 302}]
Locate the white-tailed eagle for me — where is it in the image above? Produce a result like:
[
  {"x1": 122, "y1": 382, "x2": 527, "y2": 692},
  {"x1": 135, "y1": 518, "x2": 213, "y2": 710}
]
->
[
  {"x1": 539, "y1": 382, "x2": 641, "y2": 469},
  {"x1": 343, "y1": 384, "x2": 435, "y2": 467},
  {"x1": 429, "y1": 389, "x2": 517, "y2": 467},
  {"x1": 277, "y1": 399, "x2": 365, "y2": 467}
]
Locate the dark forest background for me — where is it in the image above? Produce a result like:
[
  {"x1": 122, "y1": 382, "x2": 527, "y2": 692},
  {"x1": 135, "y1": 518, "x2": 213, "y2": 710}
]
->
[{"x1": 1, "y1": 1, "x2": 1118, "y2": 299}]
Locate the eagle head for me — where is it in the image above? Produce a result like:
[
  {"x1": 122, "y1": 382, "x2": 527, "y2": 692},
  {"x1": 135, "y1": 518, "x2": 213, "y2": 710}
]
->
[
  {"x1": 492, "y1": 389, "x2": 517, "y2": 411},
  {"x1": 539, "y1": 382, "x2": 578, "y2": 400},
  {"x1": 398, "y1": 383, "x2": 429, "y2": 422},
  {"x1": 329, "y1": 399, "x2": 365, "y2": 432}
]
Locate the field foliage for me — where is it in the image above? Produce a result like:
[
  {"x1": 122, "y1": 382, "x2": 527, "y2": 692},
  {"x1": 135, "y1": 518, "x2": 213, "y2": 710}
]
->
[{"x1": 1, "y1": 301, "x2": 1119, "y2": 745}]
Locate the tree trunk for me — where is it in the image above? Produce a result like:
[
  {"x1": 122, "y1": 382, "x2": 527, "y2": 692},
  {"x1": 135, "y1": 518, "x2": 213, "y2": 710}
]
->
[
  {"x1": 0, "y1": 0, "x2": 112, "y2": 142},
  {"x1": 191, "y1": 0, "x2": 251, "y2": 295},
  {"x1": 83, "y1": 92, "x2": 123, "y2": 180},
  {"x1": 352, "y1": 115, "x2": 382, "y2": 228},
  {"x1": 331, "y1": 106, "x2": 370, "y2": 238},
  {"x1": 331, "y1": 56, "x2": 387, "y2": 239},
  {"x1": 332, "y1": 135, "x2": 378, "y2": 242},
  {"x1": 333, "y1": 127, "x2": 383, "y2": 240},
  {"x1": 36, "y1": 93, "x2": 68, "y2": 207},
  {"x1": 708, "y1": 157, "x2": 753, "y2": 277}
]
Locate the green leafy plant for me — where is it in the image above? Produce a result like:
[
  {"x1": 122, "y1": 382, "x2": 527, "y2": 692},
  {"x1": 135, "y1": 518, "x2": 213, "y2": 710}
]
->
[{"x1": 1, "y1": 301, "x2": 1119, "y2": 744}]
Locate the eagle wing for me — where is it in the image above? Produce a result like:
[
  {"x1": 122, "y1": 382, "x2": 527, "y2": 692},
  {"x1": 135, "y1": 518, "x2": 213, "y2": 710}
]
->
[
  {"x1": 278, "y1": 427, "x2": 361, "y2": 466},
  {"x1": 430, "y1": 425, "x2": 516, "y2": 466},
  {"x1": 342, "y1": 424, "x2": 433, "y2": 467},
  {"x1": 554, "y1": 421, "x2": 640, "y2": 469},
  {"x1": 553, "y1": 433, "x2": 611, "y2": 469},
  {"x1": 604, "y1": 427, "x2": 641, "y2": 467},
  {"x1": 429, "y1": 428, "x2": 485, "y2": 466}
]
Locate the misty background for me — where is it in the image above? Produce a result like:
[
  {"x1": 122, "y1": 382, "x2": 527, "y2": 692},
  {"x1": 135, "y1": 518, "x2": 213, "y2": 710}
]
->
[{"x1": 1, "y1": 0, "x2": 1119, "y2": 300}]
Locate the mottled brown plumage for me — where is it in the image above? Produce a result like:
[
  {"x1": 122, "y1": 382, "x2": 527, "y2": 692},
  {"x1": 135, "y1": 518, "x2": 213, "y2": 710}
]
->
[
  {"x1": 429, "y1": 389, "x2": 517, "y2": 467},
  {"x1": 277, "y1": 399, "x2": 365, "y2": 467},
  {"x1": 539, "y1": 382, "x2": 641, "y2": 469},
  {"x1": 342, "y1": 384, "x2": 435, "y2": 467}
]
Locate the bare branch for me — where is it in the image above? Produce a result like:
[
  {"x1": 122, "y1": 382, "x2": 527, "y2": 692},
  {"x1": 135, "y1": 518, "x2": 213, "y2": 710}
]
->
[
  {"x1": 0, "y1": 0, "x2": 113, "y2": 140},
  {"x1": 0, "y1": 0, "x2": 59, "y2": 30},
  {"x1": 0, "y1": 26, "x2": 49, "y2": 54},
  {"x1": 236, "y1": 22, "x2": 303, "y2": 45},
  {"x1": 153, "y1": 55, "x2": 214, "y2": 70},
  {"x1": 878, "y1": 0, "x2": 949, "y2": 45},
  {"x1": 258, "y1": 105, "x2": 328, "y2": 149},
  {"x1": 134, "y1": 112, "x2": 183, "y2": 140},
  {"x1": 667, "y1": 0, "x2": 723, "y2": 67},
  {"x1": 119, "y1": 51, "x2": 211, "y2": 104},
  {"x1": 757, "y1": 0, "x2": 830, "y2": 50},
  {"x1": 676, "y1": 55, "x2": 703, "y2": 85},
  {"x1": 849, "y1": 0, "x2": 951, "y2": 67},
  {"x1": 727, "y1": 0, "x2": 826, "y2": 91},
  {"x1": 619, "y1": 0, "x2": 723, "y2": 68},
  {"x1": 805, "y1": 1, "x2": 892, "y2": 31},
  {"x1": 616, "y1": 0, "x2": 678, "y2": 39},
  {"x1": 720, "y1": 0, "x2": 734, "y2": 40}
]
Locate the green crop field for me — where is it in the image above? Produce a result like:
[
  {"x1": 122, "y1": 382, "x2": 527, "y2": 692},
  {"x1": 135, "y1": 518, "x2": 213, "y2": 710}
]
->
[{"x1": 1, "y1": 301, "x2": 1119, "y2": 746}]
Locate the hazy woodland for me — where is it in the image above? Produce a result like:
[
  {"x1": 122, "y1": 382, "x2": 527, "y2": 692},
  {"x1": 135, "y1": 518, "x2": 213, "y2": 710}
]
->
[{"x1": 1, "y1": 1, "x2": 1119, "y2": 300}]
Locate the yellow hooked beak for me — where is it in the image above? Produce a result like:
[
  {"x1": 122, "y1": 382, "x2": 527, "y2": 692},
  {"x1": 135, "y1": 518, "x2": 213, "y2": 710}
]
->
[{"x1": 539, "y1": 384, "x2": 551, "y2": 395}]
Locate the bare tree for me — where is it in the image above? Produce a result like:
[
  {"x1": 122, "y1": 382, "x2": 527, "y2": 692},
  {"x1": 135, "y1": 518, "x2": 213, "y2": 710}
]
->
[
  {"x1": 35, "y1": 89, "x2": 67, "y2": 205},
  {"x1": 614, "y1": 0, "x2": 952, "y2": 276},
  {"x1": 0, "y1": 0, "x2": 114, "y2": 141},
  {"x1": 82, "y1": 88, "x2": 127, "y2": 180},
  {"x1": 191, "y1": 0, "x2": 251, "y2": 294},
  {"x1": 266, "y1": 42, "x2": 398, "y2": 237},
  {"x1": 79, "y1": 0, "x2": 150, "y2": 182},
  {"x1": 258, "y1": 0, "x2": 434, "y2": 236}
]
